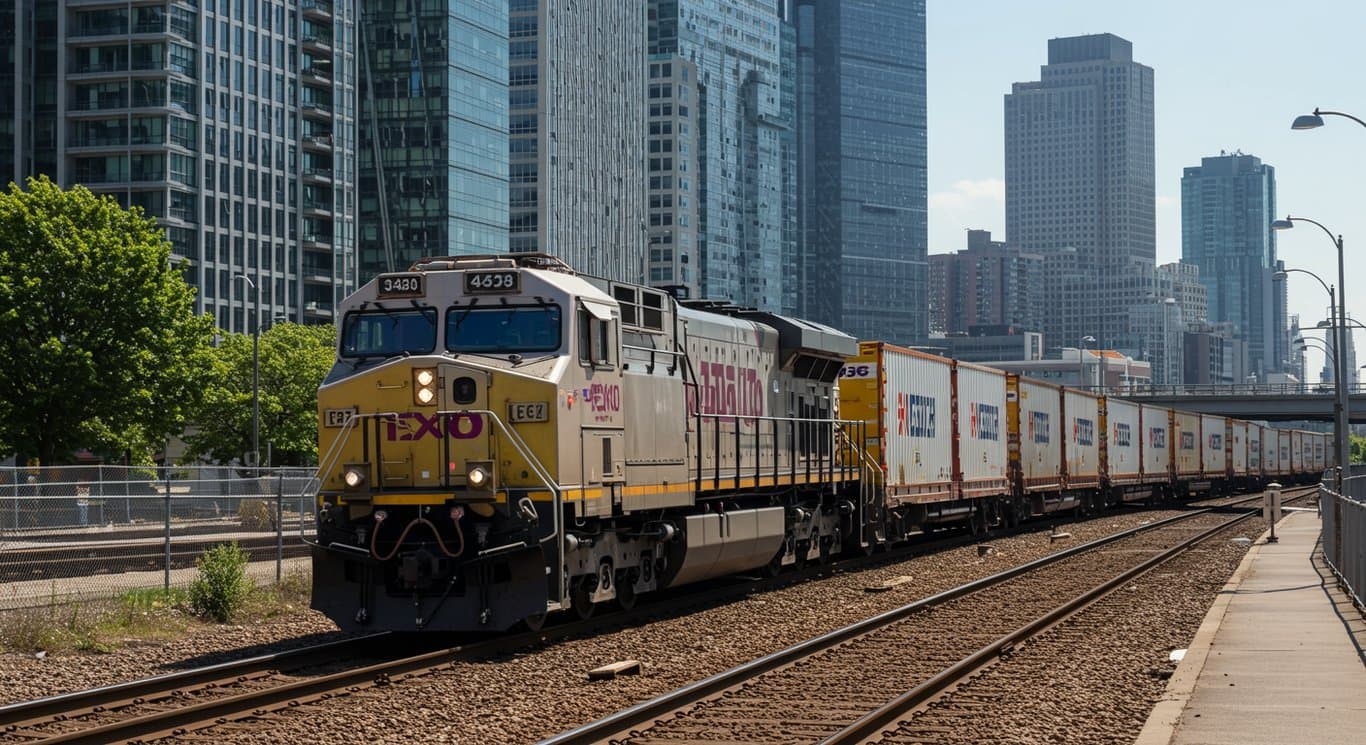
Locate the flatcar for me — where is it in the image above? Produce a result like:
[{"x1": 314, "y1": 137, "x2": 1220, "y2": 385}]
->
[{"x1": 308, "y1": 254, "x2": 1327, "y2": 632}]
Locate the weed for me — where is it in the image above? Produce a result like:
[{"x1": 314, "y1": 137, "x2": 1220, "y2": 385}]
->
[
  {"x1": 237, "y1": 499, "x2": 277, "y2": 531},
  {"x1": 188, "y1": 542, "x2": 252, "y2": 623}
]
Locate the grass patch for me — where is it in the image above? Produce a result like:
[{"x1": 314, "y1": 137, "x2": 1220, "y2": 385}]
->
[{"x1": 0, "y1": 569, "x2": 313, "y2": 655}]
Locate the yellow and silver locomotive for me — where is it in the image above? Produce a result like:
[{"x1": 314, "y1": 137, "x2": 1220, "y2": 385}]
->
[{"x1": 310, "y1": 254, "x2": 862, "y2": 631}]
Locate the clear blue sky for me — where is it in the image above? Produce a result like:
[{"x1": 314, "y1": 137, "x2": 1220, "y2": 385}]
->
[{"x1": 927, "y1": 0, "x2": 1366, "y2": 379}]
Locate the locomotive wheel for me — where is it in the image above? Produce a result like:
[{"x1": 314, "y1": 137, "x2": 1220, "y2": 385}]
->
[
  {"x1": 616, "y1": 571, "x2": 637, "y2": 611},
  {"x1": 570, "y1": 578, "x2": 596, "y2": 620}
]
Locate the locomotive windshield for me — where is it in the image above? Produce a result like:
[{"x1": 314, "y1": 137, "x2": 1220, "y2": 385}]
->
[
  {"x1": 446, "y1": 305, "x2": 562, "y2": 353},
  {"x1": 339, "y1": 308, "x2": 437, "y2": 358}
]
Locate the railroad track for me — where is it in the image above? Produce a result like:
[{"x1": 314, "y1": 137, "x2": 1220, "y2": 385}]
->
[
  {"x1": 0, "y1": 539, "x2": 310, "y2": 584},
  {"x1": 0, "y1": 487, "x2": 1307, "y2": 744},
  {"x1": 540, "y1": 486, "x2": 1314, "y2": 745}
]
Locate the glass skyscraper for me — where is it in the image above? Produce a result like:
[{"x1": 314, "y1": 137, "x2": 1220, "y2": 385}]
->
[
  {"x1": 1181, "y1": 152, "x2": 1285, "y2": 378},
  {"x1": 4, "y1": 0, "x2": 358, "y2": 332},
  {"x1": 650, "y1": 0, "x2": 788, "y2": 311},
  {"x1": 793, "y1": 0, "x2": 928, "y2": 344},
  {"x1": 358, "y1": 0, "x2": 508, "y2": 279},
  {"x1": 509, "y1": 0, "x2": 646, "y2": 283}
]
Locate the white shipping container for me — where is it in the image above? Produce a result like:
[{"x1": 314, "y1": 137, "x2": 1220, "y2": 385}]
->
[
  {"x1": 1278, "y1": 430, "x2": 1292, "y2": 475},
  {"x1": 1139, "y1": 404, "x2": 1171, "y2": 483},
  {"x1": 955, "y1": 362, "x2": 1009, "y2": 496},
  {"x1": 1201, "y1": 414, "x2": 1227, "y2": 479},
  {"x1": 1230, "y1": 420, "x2": 1248, "y2": 477},
  {"x1": 1015, "y1": 377, "x2": 1062, "y2": 490},
  {"x1": 1173, "y1": 410, "x2": 1202, "y2": 476},
  {"x1": 1064, "y1": 389, "x2": 1101, "y2": 487},
  {"x1": 1312, "y1": 433, "x2": 1326, "y2": 472},
  {"x1": 841, "y1": 344, "x2": 955, "y2": 502},
  {"x1": 1293, "y1": 431, "x2": 1308, "y2": 472},
  {"x1": 1105, "y1": 397, "x2": 1142, "y2": 484}
]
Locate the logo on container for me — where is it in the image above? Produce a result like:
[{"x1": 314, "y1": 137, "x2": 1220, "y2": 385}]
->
[
  {"x1": 1149, "y1": 427, "x2": 1167, "y2": 449},
  {"x1": 1114, "y1": 422, "x2": 1132, "y2": 448},
  {"x1": 896, "y1": 393, "x2": 936, "y2": 438},
  {"x1": 1209, "y1": 433, "x2": 1223, "y2": 449},
  {"x1": 1181, "y1": 432, "x2": 1196, "y2": 450},
  {"x1": 1073, "y1": 417, "x2": 1094, "y2": 447},
  {"x1": 971, "y1": 402, "x2": 1000, "y2": 441},
  {"x1": 1029, "y1": 411, "x2": 1050, "y2": 444}
]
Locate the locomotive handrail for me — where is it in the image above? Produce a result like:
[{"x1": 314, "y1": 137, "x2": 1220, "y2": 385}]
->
[{"x1": 691, "y1": 411, "x2": 866, "y2": 495}]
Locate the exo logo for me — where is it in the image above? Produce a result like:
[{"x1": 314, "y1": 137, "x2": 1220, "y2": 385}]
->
[
  {"x1": 581, "y1": 382, "x2": 621, "y2": 413},
  {"x1": 385, "y1": 412, "x2": 483, "y2": 441}
]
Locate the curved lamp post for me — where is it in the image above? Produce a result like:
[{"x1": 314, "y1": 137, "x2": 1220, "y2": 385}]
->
[
  {"x1": 234, "y1": 274, "x2": 260, "y2": 469},
  {"x1": 1272, "y1": 217, "x2": 1349, "y2": 478}
]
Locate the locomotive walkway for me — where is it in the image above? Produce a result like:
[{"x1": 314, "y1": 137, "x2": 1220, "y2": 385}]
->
[{"x1": 1137, "y1": 510, "x2": 1366, "y2": 745}]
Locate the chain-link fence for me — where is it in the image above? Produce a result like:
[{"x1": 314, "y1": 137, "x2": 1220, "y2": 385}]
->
[
  {"x1": 1322, "y1": 468, "x2": 1366, "y2": 615},
  {"x1": 0, "y1": 466, "x2": 318, "y2": 611}
]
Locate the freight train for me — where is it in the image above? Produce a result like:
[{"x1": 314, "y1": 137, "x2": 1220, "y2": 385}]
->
[{"x1": 307, "y1": 254, "x2": 1329, "y2": 632}]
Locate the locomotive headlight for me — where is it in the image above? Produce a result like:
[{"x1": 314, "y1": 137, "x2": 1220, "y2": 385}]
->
[
  {"x1": 413, "y1": 368, "x2": 437, "y2": 406},
  {"x1": 465, "y1": 460, "x2": 495, "y2": 494},
  {"x1": 342, "y1": 464, "x2": 369, "y2": 490}
]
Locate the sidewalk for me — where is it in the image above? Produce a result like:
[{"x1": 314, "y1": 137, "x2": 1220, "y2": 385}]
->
[{"x1": 1137, "y1": 510, "x2": 1366, "y2": 745}]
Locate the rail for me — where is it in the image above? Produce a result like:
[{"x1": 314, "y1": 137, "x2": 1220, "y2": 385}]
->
[
  {"x1": 1321, "y1": 475, "x2": 1366, "y2": 613},
  {"x1": 540, "y1": 489, "x2": 1300, "y2": 745}
]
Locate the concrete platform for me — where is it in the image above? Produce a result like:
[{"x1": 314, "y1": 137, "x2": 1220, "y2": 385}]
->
[{"x1": 1137, "y1": 510, "x2": 1366, "y2": 745}]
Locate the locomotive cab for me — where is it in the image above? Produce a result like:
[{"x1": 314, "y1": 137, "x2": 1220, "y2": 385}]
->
[{"x1": 311, "y1": 254, "x2": 624, "y2": 631}]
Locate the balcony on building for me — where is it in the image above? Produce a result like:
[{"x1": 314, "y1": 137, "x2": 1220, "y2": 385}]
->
[
  {"x1": 302, "y1": 0, "x2": 334, "y2": 22},
  {"x1": 302, "y1": 129, "x2": 334, "y2": 153},
  {"x1": 301, "y1": 232, "x2": 333, "y2": 251},
  {"x1": 301, "y1": 58, "x2": 333, "y2": 86},
  {"x1": 302, "y1": 257, "x2": 334, "y2": 285},
  {"x1": 303, "y1": 300, "x2": 335, "y2": 320},
  {"x1": 301, "y1": 27, "x2": 333, "y2": 55}
]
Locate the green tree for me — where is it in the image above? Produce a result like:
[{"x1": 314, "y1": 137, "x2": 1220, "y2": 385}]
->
[
  {"x1": 1351, "y1": 433, "x2": 1366, "y2": 465},
  {"x1": 0, "y1": 177, "x2": 215, "y2": 465},
  {"x1": 186, "y1": 322, "x2": 335, "y2": 466}
]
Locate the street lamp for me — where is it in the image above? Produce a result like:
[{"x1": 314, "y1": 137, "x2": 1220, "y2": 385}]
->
[
  {"x1": 1272, "y1": 216, "x2": 1349, "y2": 476},
  {"x1": 1291, "y1": 107, "x2": 1366, "y2": 132},
  {"x1": 234, "y1": 274, "x2": 260, "y2": 469}
]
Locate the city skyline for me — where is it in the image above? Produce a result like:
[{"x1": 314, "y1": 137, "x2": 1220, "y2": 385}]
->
[{"x1": 928, "y1": 0, "x2": 1366, "y2": 380}]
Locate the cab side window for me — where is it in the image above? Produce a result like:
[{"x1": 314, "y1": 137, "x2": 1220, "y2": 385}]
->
[{"x1": 577, "y1": 307, "x2": 617, "y2": 369}]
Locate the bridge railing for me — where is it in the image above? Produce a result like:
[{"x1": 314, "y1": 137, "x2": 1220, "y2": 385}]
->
[
  {"x1": 1320, "y1": 469, "x2": 1366, "y2": 615},
  {"x1": 1102, "y1": 382, "x2": 1366, "y2": 397}
]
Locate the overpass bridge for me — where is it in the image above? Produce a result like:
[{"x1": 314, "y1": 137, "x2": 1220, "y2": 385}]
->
[{"x1": 1108, "y1": 383, "x2": 1366, "y2": 422}]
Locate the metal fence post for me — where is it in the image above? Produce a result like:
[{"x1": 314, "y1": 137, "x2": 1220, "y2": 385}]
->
[
  {"x1": 163, "y1": 466, "x2": 172, "y2": 592},
  {"x1": 11, "y1": 468, "x2": 18, "y2": 532},
  {"x1": 275, "y1": 472, "x2": 284, "y2": 584}
]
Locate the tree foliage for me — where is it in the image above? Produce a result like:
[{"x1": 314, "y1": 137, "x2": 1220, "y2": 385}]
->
[
  {"x1": 0, "y1": 177, "x2": 216, "y2": 465},
  {"x1": 186, "y1": 322, "x2": 336, "y2": 466}
]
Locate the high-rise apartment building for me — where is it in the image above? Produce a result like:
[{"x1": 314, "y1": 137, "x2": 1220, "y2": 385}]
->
[
  {"x1": 509, "y1": 0, "x2": 646, "y2": 283},
  {"x1": 794, "y1": 0, "x2": 927, "y2": 344},
  {"x1": 1181, "y1": 152, "x2": 1284, "y2": 379},
  {"x1": 1006, "y1": 33, "x2": 1154, "y2": 269},
  {"x1": 928, "y1": 230, "x2": 1042, "y2": 335},
  {"x1": 358, "y1": 0, "x2": 508, "y2": 279},
  {"x1": 5, "y1": 0, "x2": 358, "y2": 333},
  {"x1": 649, "y1": 0, "x2": 788, "y2": 311},
  {"x1": 1006, "y1": 33, "x2": 1154, "y2": 354}
]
